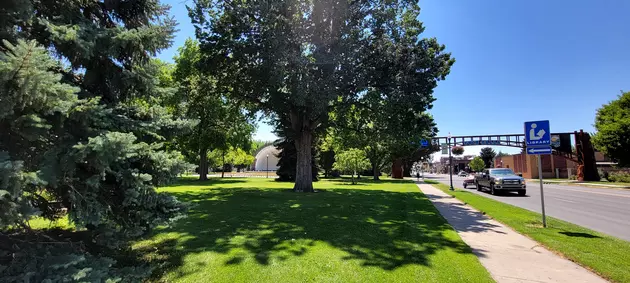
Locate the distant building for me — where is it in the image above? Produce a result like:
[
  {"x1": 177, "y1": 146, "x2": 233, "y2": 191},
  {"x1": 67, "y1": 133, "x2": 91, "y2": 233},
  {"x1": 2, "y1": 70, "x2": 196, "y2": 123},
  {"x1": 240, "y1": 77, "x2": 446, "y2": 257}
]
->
[
  {"x1": 252, "y1": 145, "x2": 280, "y2": 171},
  {"x1": 494, "y1": 151, "x2": 614, "y2": 179},
  {"x1": 438, "y1": 155, "x2": 475, "y2": 173}
]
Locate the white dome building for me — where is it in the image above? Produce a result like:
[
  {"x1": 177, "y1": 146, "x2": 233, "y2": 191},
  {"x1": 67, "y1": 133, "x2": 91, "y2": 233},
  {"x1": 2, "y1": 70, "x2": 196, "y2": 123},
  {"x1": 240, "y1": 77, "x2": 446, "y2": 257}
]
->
[{"x1": 253, "y1": 145, "x2": 280, "y2": 171}]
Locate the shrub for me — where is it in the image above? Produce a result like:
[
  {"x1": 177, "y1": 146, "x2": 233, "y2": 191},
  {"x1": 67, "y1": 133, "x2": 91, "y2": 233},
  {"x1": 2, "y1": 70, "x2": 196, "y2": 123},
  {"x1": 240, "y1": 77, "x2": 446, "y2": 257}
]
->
[{"x1": 606, "y1": 172, "x2": 630, "y2": 183}]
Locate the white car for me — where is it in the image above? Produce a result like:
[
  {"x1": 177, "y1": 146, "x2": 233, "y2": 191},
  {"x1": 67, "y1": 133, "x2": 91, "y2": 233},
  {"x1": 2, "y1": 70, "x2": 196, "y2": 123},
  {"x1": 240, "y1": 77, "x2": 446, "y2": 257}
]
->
[{"x1": 457, "y1": 171, "x2": 468, "y2": 177}]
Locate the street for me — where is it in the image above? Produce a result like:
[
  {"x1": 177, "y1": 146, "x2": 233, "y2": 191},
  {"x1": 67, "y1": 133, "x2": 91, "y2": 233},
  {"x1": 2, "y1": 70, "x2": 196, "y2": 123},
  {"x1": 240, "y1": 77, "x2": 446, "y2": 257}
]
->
[{"x1": 426, "y1": 174, "x2": 630, "y2": 242}]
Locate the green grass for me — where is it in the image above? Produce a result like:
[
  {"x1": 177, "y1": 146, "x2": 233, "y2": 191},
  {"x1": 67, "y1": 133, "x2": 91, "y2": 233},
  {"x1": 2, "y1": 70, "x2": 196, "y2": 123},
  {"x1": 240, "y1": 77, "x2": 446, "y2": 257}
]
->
[
  {"x1": 583, "y1": 181, "x2": 630, "y2": 187},
  {"x1": 133, "y1": 177, "x2": 493, "y2": 283},
  {"x1": 532, "y1": 178, "x2": 630, "y2": 188},
  {"x1": 426, "y1": 180, "x2": 630, "y2": 283},
  {"x1": 28, "y1": 216, "x2": 73, "y2": 230}
]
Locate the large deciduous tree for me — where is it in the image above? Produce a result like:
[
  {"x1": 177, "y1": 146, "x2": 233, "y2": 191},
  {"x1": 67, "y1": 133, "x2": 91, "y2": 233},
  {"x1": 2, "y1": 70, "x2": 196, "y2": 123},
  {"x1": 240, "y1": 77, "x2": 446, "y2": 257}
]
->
[
  {"x1": 592, "y1": 91, "x2": 630, "y2": 166},
  {"x1": 172, "y1": 39, "x2": 255, "y2": 180},
  {"x1": 191, "y1": 0, "x2": 453, "y2": 191}
]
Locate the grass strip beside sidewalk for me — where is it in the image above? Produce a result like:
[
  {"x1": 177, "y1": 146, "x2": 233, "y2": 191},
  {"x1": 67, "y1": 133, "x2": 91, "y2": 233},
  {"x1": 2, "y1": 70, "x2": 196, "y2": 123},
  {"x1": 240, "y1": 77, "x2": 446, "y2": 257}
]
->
[{"x1": 425, "y1": 180, "x2": 630, "y2": 283}]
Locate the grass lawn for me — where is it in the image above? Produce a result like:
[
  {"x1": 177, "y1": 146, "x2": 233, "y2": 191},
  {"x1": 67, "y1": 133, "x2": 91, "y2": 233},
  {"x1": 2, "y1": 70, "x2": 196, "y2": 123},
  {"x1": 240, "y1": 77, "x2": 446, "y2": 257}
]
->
[
  {"x1": 426, "y1": 180, "x2": 630, "y2": 283},
  {"x1": 133, "y1": 177, "x2": 493, "y2": 283},
  {"x1": 583, "y1": 181, "x2": 630, "y2": 187}
]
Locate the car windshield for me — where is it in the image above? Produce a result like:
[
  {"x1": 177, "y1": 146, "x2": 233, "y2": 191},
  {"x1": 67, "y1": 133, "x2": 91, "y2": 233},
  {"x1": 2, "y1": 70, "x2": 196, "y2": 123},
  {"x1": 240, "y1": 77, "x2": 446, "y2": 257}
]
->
[{"x1": 490, "y1": 169, "x2": 515, "y2": 175}]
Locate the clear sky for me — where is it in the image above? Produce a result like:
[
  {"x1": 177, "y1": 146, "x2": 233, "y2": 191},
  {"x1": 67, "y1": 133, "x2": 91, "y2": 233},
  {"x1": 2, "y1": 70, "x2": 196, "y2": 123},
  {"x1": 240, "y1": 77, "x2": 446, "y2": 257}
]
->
[{"x1": 158, "y1": 0, "x2": 630, "y2": 155}]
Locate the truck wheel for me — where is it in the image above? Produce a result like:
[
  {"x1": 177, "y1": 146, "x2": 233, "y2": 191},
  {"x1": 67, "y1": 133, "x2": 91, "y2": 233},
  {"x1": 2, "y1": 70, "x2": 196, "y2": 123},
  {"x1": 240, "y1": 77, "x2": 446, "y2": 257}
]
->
[
  {"x1": 476, "y1": 183, "x2": 482, "y2": 191},
  {"x1": 463, "y1": 183, "x2": 467, "y2": 188},
  {"x1": 518, "y1": 190, "x2": 526, "y2": 196},
  {"x1": 490, "y1": 184, "x2": 497, "y2": 195}
]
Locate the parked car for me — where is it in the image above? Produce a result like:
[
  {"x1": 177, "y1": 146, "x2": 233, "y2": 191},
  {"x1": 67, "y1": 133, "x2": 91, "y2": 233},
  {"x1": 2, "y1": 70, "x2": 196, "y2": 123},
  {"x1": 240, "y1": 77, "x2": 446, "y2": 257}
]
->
[
  {"x1": 462, "y1": 174, "x2": 476, "y2": 188},
  {"x1": 475, "y1": 168, "x2": 526, "y2": 196},
  {"x1": 457, "y1": 171, "x2": 468, "y2": 177}
]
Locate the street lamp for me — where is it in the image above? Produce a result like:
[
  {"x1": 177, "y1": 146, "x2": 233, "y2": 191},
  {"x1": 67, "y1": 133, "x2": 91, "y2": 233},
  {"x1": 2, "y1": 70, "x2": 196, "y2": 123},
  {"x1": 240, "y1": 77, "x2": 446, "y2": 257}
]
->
[
  {"x1": 448, "y1": 132, "x2": 454, "y2": 191},
  {"x1": 266, "y1": 154, "x2": 269, "y2": 178}
]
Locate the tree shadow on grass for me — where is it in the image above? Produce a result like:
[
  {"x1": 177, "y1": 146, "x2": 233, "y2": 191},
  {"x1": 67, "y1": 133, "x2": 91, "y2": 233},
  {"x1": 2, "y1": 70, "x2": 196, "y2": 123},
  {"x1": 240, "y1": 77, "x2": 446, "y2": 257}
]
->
[
  {"x1": 559, "y1": 231, "x2": 602, "y2": 239},
  {"x1": 135, "y1": 186, "x2": 477, "y2": 280}
]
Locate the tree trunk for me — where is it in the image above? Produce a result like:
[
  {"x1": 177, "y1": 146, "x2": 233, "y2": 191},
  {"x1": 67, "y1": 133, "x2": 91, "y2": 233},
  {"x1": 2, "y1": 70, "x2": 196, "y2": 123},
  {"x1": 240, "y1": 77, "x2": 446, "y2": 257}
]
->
[
  {"x1": 221, "y1": 151, "x2": 225, "y2": 178},
  {"x1": 372, "y1": 163, "x2": 380, "y2": 180},
  {"x1": 293, "y1": 130, "x2": 314, "y2": 192},
  {"x1": 352, "y1": 172, "x2": 355, "y2": 184},
  {"x1": 199, "y1": 148, "x2": 208, "y2": 181}
]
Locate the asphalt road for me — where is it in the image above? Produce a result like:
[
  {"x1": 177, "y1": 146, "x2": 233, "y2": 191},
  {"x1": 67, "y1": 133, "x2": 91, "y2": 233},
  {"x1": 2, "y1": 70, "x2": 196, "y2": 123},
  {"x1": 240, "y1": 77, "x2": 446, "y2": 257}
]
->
[{"x1": 424, "y1": 174, "x2": 630, "y2": 242}]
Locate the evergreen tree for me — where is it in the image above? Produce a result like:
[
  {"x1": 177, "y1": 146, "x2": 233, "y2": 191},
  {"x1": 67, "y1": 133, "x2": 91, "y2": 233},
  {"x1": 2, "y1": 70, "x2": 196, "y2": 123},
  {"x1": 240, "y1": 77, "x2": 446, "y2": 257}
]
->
[
  {"x1": 273, "y1": 119, "x2": 319, "y2": 182},
  {"x1": 1, "y1": 1, "x2": 192, "y2": 281},
  {"x1": 480, "y1": 147, "x2": 497, "y2": 168}
]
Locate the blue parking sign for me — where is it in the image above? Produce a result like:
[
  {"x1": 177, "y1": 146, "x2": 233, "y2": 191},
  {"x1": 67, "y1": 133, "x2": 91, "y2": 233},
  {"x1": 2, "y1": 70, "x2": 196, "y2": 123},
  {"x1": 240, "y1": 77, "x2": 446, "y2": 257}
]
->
[{"x1": 524, "y1": 120, "x2": 550, "y2": 147}]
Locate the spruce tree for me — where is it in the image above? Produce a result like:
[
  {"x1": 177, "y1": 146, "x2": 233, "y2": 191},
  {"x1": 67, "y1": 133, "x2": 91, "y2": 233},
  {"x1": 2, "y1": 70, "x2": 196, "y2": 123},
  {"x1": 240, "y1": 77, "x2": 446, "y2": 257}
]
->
[{"x1": 1, "y1": 1, "x2": 191, "y2": 281}]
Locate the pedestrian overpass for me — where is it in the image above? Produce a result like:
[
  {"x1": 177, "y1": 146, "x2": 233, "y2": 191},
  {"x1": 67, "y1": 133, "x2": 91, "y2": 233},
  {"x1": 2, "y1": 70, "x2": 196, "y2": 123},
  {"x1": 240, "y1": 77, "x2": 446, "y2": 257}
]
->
[{"x1": 393, "y1": 130, "x2": 600, "y2": 181}]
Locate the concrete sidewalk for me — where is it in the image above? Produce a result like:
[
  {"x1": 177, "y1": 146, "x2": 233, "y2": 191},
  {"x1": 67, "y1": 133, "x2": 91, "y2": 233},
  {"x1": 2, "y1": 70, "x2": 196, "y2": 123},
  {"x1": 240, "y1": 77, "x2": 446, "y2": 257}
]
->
[{"x1": 416, "y1": 183, "x2": 607, "y2": 283}]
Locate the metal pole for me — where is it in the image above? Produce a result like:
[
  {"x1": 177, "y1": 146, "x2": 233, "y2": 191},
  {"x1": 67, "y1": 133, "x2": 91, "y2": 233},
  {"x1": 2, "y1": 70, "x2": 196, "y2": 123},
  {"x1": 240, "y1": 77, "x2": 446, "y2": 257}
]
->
[
  {"x1": 537, "y1": 155, "x2": 547, "y2": 227},
  {"x1": 266, "y1": 154, "x2": 269, "y2": 178},
  {"x1": 449, "y1": 136, "x2": 454, "y2": 191}
]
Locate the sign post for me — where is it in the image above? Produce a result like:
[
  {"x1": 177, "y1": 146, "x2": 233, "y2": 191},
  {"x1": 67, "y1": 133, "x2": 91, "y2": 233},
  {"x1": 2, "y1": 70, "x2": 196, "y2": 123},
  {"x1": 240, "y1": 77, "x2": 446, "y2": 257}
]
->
[
  {"x1": 524, "y1": 120, "x2": 551, "y2": 228},
  {"x1": 537, "y1": 155, "x2": 547, "y2": 227}
]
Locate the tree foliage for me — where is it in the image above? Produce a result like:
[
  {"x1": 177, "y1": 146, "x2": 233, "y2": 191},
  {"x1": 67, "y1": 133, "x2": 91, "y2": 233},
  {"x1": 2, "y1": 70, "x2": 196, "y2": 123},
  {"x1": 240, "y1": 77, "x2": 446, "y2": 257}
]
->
[
  {"x1": 209, "y1": 147, "x2": 255, "y2": 174},
  {"x1": 592, "y1": 91, "x2": 630, "y2": 167},
  {"x1": 469, "y1": 156, "x2": 486, "y2": 172},
  {"x1": 0, "y1": 1, "x2": 191, "y2": 281},
  {"x1": 334, "y1": 149, "x2": 371, "y2": 184},
  {"x1": 190, "y1": 0, "x2": 453, "y2": 191},
  {"x1": 479, "y1": 147, "x2": 496, "y2": 168},
  {"x1": 172, "y1": 39, "x2": 255, "y2": 180}
]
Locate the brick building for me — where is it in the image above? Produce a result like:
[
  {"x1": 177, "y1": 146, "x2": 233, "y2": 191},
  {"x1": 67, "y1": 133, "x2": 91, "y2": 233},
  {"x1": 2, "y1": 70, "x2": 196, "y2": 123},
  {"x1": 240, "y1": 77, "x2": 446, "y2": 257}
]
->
[{"x1": 494, "y1": 152, "x2": 612, "y2": 179}]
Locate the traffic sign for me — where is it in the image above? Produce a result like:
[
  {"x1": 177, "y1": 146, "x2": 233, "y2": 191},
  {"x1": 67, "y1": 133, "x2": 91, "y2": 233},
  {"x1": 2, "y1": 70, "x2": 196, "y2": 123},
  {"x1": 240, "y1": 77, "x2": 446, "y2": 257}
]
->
[
  {"x1": 526, "y1": 146, "x2": 552, "y2": 155},
  {"x1": 441, "y1": 143, "x2": 448, "y2": 154},
  {"x1": 524, "y1": 120, "x2": 550, "y2": 147},
  {"x1": 420, "y1": 139, "x2": 429, "y2": 147}
]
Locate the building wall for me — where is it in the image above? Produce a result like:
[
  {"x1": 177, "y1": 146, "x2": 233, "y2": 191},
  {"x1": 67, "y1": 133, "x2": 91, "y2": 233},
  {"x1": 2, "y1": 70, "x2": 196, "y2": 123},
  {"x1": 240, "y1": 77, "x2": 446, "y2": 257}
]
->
[{"x1": 496, "y1": 153, "x2": 580, "y2": 179}]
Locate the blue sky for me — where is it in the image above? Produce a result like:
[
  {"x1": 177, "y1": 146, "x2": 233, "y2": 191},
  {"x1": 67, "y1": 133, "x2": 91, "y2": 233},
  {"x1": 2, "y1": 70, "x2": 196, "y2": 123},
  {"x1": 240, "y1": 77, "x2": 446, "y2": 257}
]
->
[{"x1": 158, "y1": 0, "x2": 630, "y2": 156}]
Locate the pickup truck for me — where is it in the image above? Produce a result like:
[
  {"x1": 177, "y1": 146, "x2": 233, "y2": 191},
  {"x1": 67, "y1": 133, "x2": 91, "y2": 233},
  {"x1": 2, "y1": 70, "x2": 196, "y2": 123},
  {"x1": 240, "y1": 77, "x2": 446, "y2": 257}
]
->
[{"x1": 475, "y1": 168, "x2": 526, "y2": 196}]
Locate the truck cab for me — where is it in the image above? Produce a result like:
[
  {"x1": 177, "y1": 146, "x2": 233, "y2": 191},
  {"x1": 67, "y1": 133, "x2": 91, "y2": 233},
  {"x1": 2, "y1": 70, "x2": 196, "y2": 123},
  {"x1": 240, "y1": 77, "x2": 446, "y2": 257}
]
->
[{"x1": 475, "y1": 168, "x2": 526, "y2": 196}]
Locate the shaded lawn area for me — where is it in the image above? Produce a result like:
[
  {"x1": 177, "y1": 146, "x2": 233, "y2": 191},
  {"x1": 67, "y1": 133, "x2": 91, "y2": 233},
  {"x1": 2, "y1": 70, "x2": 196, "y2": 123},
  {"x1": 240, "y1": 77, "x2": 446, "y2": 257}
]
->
[
  {"x1": 426, "y1": 180, "x2": 630, "y2": 283},
  {"x1": 135, "y1": 177, "x2": 493, "y2": 283}
]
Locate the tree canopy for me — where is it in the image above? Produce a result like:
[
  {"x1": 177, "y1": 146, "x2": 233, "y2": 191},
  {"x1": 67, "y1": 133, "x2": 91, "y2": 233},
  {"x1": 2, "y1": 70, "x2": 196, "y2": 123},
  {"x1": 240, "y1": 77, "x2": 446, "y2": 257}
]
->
[
  {"x1": 172, "y1": 39, "x2": 255, "y2": 180},
  {"x1": 1, "y1": 0, "x2": 191, "y2": 280},
  {"x1": 334, "y1": 149, "x2": 371, "y2": 184},
  {"x1": 592, "y1": 91, "x2": 630, "y2": 166},
  {"x1": 479, "y1": 147, "x2": 497, "y2": 168},
  {"x1": 469, "y1": 156, "x2": 486, "y2": 172},
  {"x1": 190, "y1": 0, "x2": 453, "y2": 191}
]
